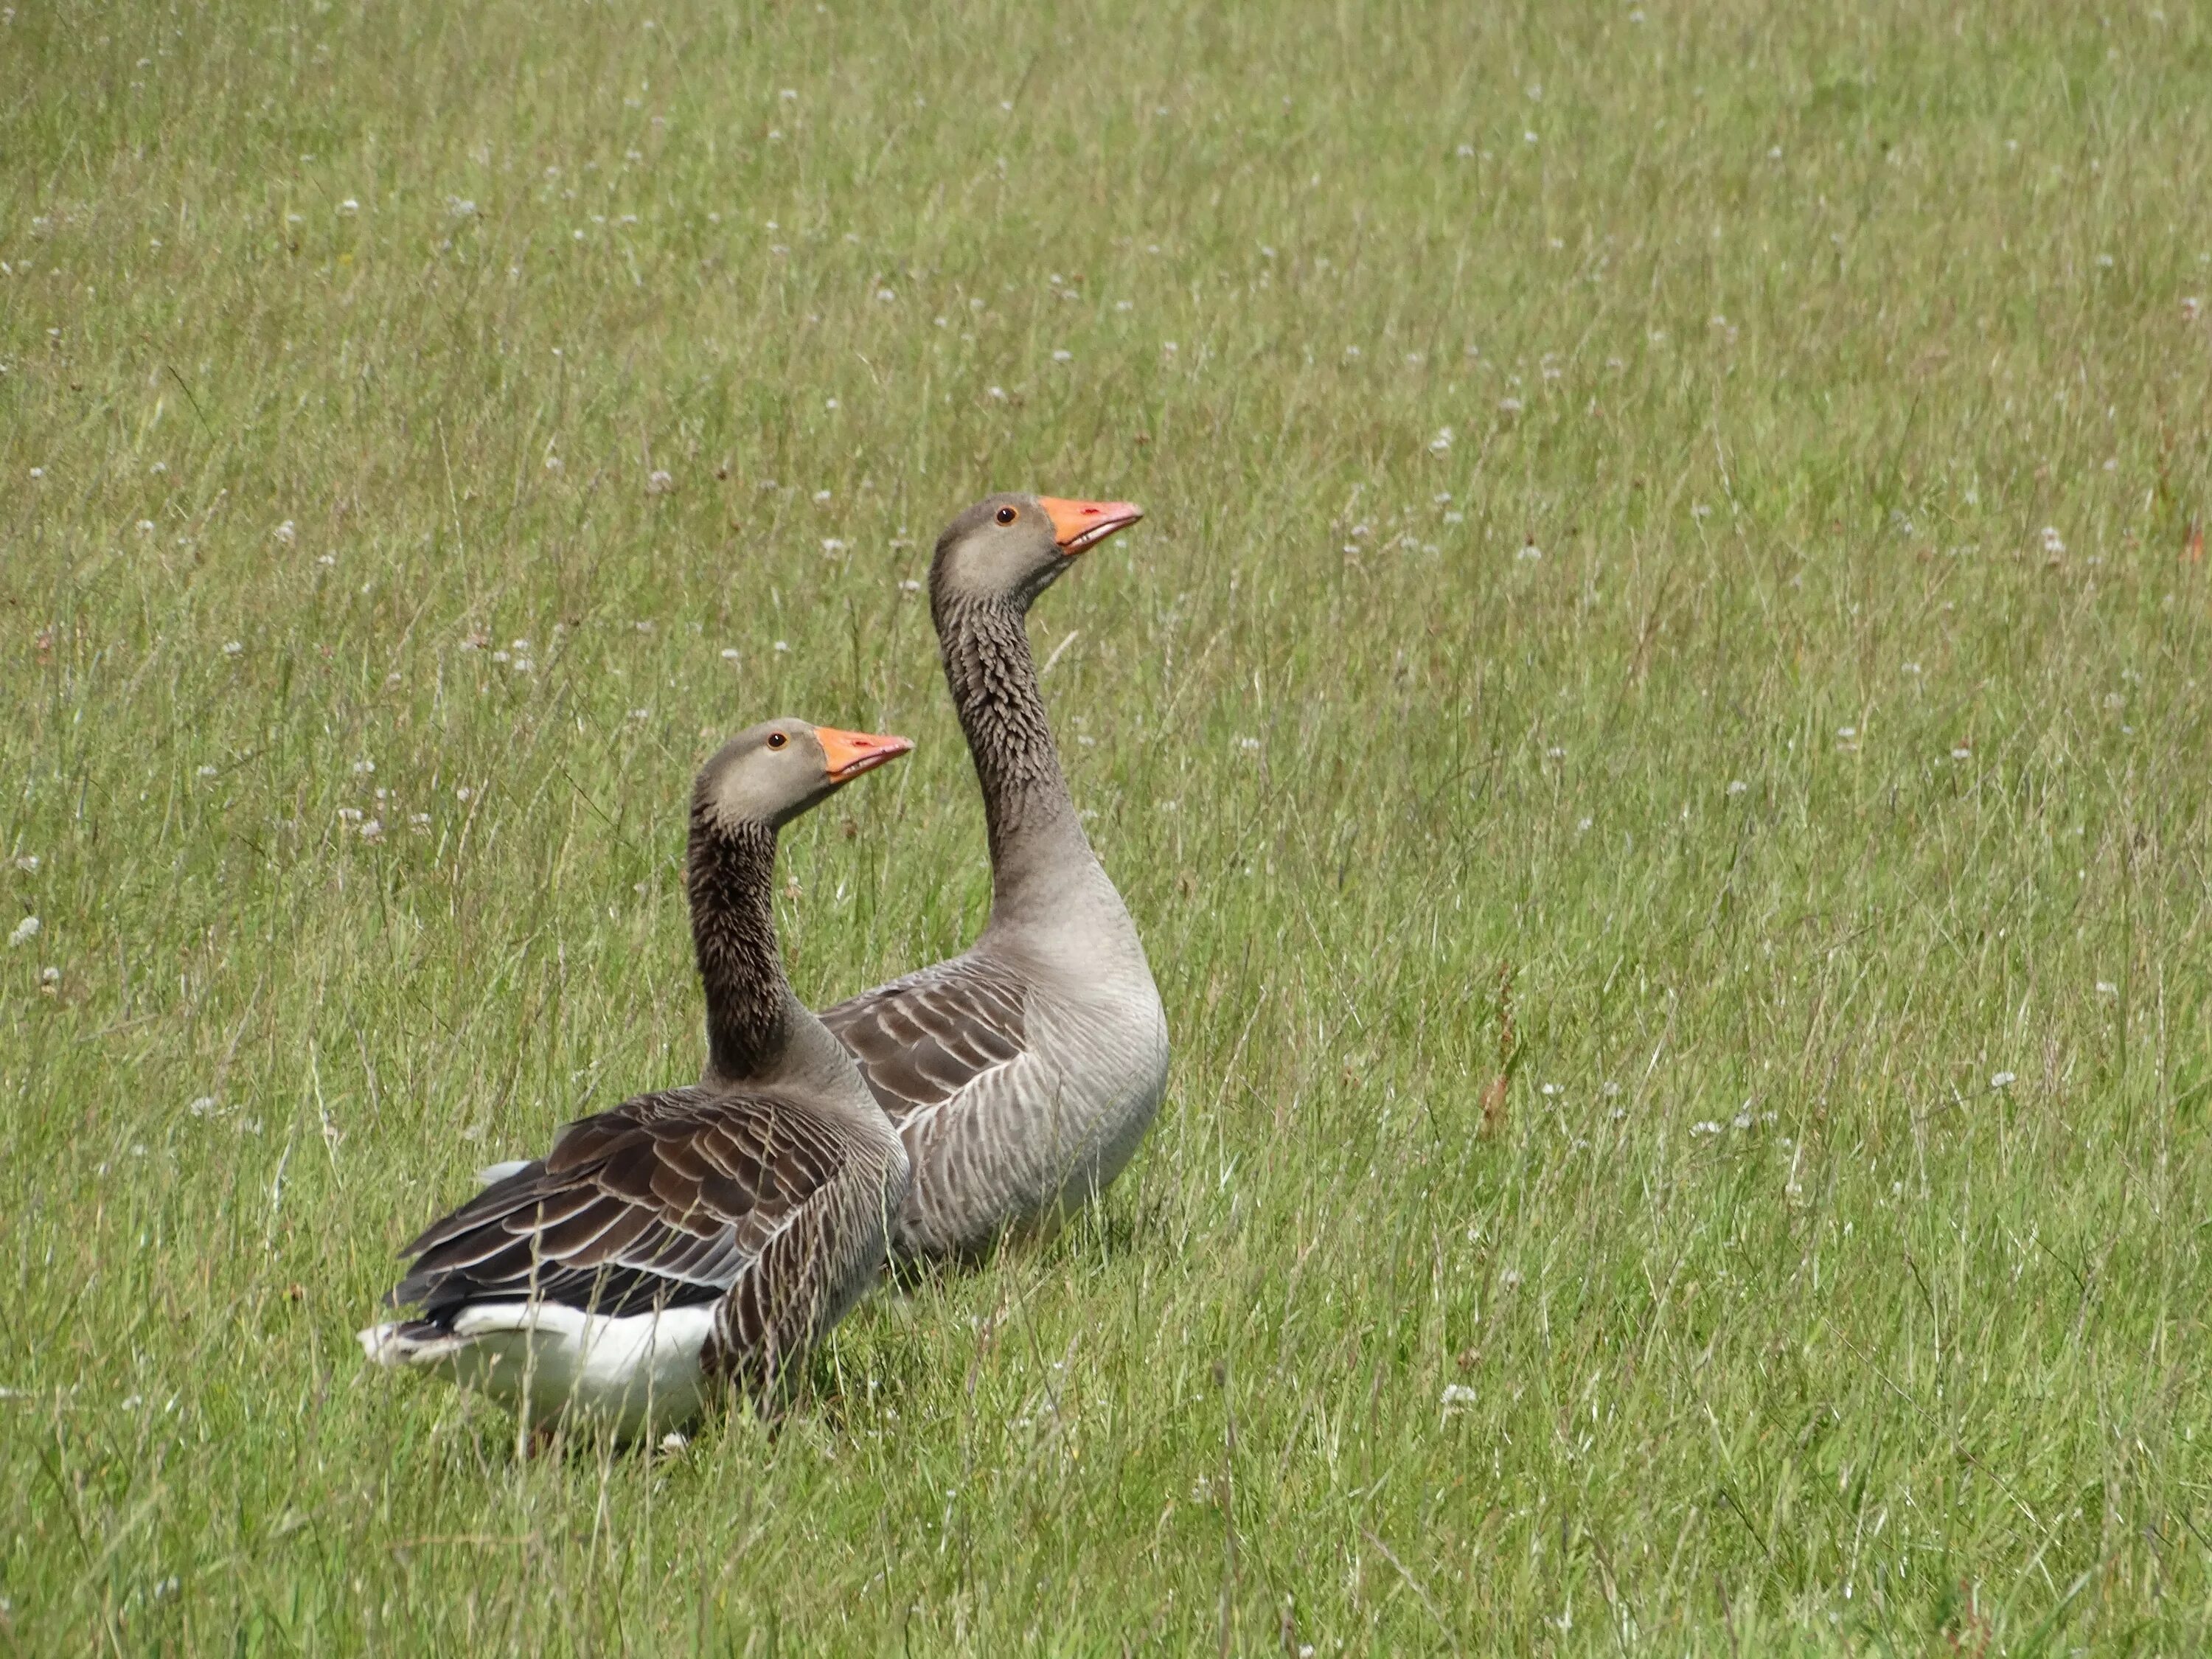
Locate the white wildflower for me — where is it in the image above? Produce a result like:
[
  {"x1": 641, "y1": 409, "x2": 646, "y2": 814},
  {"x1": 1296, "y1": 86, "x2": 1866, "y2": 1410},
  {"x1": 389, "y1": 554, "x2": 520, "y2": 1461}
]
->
[{"x1": 8, "y1": 916, "x2": 40, "y2": 947}]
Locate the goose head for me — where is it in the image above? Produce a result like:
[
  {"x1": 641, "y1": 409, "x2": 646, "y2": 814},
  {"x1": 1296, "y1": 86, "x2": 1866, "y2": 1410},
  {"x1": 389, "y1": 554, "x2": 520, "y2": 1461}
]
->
[
  {"x1": 930, "y1": 493, "x2": 1144, "y2": 612},
  {"x1": 695, "y1": 718, "x2": 913, "y2": 831}
]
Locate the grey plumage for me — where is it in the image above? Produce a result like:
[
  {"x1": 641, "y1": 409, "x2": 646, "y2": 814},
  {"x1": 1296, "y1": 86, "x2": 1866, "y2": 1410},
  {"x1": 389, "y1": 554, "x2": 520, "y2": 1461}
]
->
[
  {"x1": 821, "y1": 494, "x2": 1169, "y2": 1260},
  {"x1": 360, "y1": 718, "x2": 912, "y2": 1436},
  {"x1": 382, "y1": 1083, "x2": 904, "y2": 1397}
]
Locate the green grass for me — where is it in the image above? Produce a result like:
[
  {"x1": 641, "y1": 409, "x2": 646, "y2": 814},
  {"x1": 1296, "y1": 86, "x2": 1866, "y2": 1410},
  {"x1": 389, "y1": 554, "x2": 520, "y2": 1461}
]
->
[{"x1": 6, "y1": 0, "x2": 2212, "y2": 1649}]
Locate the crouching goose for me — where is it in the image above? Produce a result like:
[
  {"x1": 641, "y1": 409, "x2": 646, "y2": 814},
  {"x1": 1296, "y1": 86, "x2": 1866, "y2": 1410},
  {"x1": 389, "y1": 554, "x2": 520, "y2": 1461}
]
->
[
  {"x1": 821, "y1": 494, "x2": 1169, "y2": 1259},
  {"x1": 358, "y1": 720, "x2": 914, "y2": 1439}
]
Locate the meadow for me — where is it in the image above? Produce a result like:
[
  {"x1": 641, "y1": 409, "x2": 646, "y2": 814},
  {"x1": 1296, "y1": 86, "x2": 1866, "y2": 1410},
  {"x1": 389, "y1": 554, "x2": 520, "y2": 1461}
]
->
[{"x1": 5, "y1": 0, "x2": 2212, "y2": 1649}]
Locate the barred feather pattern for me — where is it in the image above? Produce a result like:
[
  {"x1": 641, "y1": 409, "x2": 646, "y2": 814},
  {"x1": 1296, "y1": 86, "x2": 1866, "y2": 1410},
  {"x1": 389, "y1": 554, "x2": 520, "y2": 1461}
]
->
[
  {"x1": 386, "y1": 1085, "x2": 902, "y2": 1397},
  {"x1": 823, "y1": 956, "x2": 1165, "y2": 1259}
]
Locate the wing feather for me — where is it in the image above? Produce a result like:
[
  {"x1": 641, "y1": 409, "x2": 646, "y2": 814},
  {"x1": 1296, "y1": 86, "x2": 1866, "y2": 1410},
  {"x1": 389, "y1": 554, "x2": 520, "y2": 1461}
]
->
[
  {"x1": 819, "y1": 956, "x2": 1029, "y2": 1127},
  {"x1": 388, "y1": 1085, "x2": 858, "y2": 1323}
]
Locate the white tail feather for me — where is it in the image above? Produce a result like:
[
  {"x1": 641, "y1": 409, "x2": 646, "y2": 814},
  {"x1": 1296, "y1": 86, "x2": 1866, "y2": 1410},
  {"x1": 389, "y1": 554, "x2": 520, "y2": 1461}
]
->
[{"x1": 356, "y1": 1302, "x2": 716, "y2": 1439}]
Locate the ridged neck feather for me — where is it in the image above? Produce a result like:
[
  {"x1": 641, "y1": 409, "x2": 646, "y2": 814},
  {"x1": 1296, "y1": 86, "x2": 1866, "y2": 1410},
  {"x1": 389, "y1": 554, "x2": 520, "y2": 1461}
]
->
[
  {"x1": 686, "y1": 807, "x2": 795, "y2": 1085},
  {"x1": 933, "y1": 590, "x2": 1093, "y2": 914}
]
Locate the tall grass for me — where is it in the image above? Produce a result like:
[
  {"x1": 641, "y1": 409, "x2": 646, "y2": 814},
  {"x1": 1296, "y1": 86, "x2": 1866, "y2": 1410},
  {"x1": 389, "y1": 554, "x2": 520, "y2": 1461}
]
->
[{"x1": 4, "y1": 0, "x2": 2211, "y2": 1649}]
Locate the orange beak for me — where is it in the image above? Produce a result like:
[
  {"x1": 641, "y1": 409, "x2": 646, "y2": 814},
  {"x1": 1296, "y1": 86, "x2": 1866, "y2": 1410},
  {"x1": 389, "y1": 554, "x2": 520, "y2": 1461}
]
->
[
  {"x1": 815, "y1": 726, "x2": 914, "y2": 782},
  {"x1": 1038, "y1": 496, "x2": 1144, "y2": 556}
]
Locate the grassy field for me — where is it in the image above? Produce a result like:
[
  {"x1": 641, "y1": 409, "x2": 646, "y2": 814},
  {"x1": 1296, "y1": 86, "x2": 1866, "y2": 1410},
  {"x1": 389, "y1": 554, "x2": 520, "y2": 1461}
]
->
[{"x1": 6, "y1": 0, "x2": 2212, "y2": 1649}]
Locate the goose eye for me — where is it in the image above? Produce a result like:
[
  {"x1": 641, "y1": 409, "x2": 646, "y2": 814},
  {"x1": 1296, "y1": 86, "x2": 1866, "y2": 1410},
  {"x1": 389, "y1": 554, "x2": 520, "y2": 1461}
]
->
[
  {"x1": 766, "y1": 731, "x2": 788, "y2": 750},
  {"x1": 995, "y1": 506, "x2": 1018, "y2": 525}
]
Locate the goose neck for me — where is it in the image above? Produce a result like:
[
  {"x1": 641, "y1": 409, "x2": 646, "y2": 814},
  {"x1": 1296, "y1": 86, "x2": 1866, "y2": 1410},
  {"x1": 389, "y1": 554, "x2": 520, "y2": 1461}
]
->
[
  {"x1": 686, "y1": 809, "x2": 797, "y2": 1085},
  {"x1": 936, "y1": 593, "x2": 1095, "y2": 914}
]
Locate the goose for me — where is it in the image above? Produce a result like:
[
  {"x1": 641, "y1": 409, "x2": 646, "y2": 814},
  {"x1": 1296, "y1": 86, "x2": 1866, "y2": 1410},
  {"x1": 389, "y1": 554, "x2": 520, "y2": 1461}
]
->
[
  {"x1": 358, "y1": 719, "x2": 914, "y2": 1440},
  {"x1": 821, "y1": 494, "x2": 1168, "y2": 1259}
]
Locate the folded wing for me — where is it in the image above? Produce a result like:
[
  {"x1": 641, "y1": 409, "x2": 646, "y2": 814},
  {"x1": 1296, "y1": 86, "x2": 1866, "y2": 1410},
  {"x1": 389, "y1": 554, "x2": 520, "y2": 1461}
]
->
[
  {"x1": 819, "y1": 955, "x2": 1029, "y2": 1129},
  {"x1": 391, "y1": 1086, "x2": 848, "y2": 1322}
]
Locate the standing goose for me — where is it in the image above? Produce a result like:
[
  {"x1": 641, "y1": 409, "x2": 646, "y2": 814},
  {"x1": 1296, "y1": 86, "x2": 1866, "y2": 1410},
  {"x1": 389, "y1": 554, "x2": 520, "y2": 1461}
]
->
[
  {"x1": 821, "y1": 494, "x2": 1168, "y2": 1259},
  {"x1": 358, "y1": 719, "x2": 914, "y2": 1439}
]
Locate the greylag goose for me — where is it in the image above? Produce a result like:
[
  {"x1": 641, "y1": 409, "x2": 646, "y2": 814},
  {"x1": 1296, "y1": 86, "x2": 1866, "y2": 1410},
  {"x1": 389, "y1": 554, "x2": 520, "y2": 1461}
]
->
[
  {"x1": 358, "y1": 720, "x2": 914, "y2": 1439},
  {"x1": 821, "y1": 494, "x2": 1168, "y2": 1259}
]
